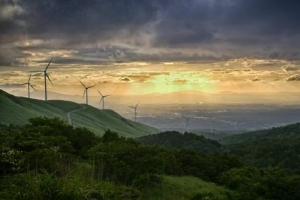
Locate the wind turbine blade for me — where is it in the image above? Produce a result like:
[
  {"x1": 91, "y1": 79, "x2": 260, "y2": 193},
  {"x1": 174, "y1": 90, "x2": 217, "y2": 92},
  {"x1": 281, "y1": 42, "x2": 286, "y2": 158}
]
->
[
  {"x1": 129, "y1": 106, "x2": 135, "y2": 108},
  {"x1": 100, "y1": 97, "x2": 103, "y2": 104},
  {"x1": 79, "y1": 80, "x2": 86, "y2": 88},
  {"x1": 97, "y1": 89, "x2": 103, "y2": 97},
  {"x1": 104, "y1": 95, "x2": 111, "y2": 97},
  {"x1": 46, "y1": 73, "x2": 53, "y2": 85},
  {"x1": 28, "y1": 74, "x2": 32, "y2": 82},
  {"x1": 29, "y1": 84, "x2": 36, "y2": 91},
  {"x1": 136, "y1": 103, "x2": 140, "y2": 108},
  {"x1": 22, "y1": 83, "x2": 27, "y2": 85},
  {"x1": 45, "y1": 58, "x2": 53, "y2": 71},
  {"x1": 87, "y1": 85, "x2": 95, "y2": 89}
]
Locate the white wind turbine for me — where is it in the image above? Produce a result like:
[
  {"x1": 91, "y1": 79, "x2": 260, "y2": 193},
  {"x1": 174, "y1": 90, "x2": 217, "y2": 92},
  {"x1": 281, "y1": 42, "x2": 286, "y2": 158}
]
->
[
  {"x1": 22, "y1": 74, "x2": 36, "y2": 98},
  {"x1": 97, "y1": 90, "x2": 110, "y2": 110},
  {"x1": 183, "y1": 116, "x2": 191, "y2": 133},
  {"x1": 210, "y1": 114, "x2": 214, "y2": 134},
  {"x1": 79, "y1": 80, "x2": 95, "y2": 105},
  {"x1": 129, "y1": 103, "x2": 139, "y2": 122},
  {"x1": 43, "y1": 58, "x2": 53, "y2": 101}
]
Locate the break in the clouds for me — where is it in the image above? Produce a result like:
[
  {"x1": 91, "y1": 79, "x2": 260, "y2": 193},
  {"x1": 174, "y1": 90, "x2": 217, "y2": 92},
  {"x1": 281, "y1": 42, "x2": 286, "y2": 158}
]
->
[{"x1": 1, "y1": 0, "x2": 300, "y2": 67}]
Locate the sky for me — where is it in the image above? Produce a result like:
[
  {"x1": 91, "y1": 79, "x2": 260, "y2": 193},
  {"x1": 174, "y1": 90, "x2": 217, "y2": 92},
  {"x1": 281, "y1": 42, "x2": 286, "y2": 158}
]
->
[{"x1": 1, "y1": 0, "x2": 300, "y2": 105}]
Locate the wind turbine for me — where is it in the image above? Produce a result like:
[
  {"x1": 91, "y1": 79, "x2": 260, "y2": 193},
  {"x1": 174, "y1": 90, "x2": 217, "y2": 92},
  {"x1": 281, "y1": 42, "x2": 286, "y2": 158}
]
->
[
  {"x1": 183, "y1": 116, "x2": 191, "y2": 133},
  {"x1": 129, "y1": 103, "x2": 139, "y2": 122},
  {"x1": 97, "y1": 90, "x2": 110, "y2": 110},
  {"x1": 43, "y1": 58, "x2": 53, "y2": 101},
  {"x1": 22, "y1": 74, "x2": 36, "y2": 98},
  {"x1": 79, "y1": 80, "x2": 94, "y2": 105},
  {"x1": 210, "y1": 114, "x2": 214, "y2": 134}
]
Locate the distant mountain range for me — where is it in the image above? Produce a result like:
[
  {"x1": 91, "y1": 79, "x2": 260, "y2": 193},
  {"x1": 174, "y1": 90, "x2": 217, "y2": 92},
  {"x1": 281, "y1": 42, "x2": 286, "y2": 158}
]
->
[{"x1": 0, "y1": 89, "x2": 158, "y2": 137}]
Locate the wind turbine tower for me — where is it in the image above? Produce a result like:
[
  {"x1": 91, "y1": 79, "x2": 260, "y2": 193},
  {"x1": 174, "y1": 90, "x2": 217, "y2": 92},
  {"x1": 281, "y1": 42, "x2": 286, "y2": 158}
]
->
[
  {"x1": 129, "y1": 103, "x2": 139, "y2": 122},
  {"x1": 79, "y1": 80, "x2": 94, "y2": 105},
  {"x1": 210, "y1": 115, "x2": 214, "y2": 134},
  {"x1": 22, "y1": 74, "x2": 36, "y2": 98},
  {"x1": 43, "y1": 58, "x2": 53, "y2": 101},
  {"x1": 183, "y1": 116, "x2": 191, "y2": 133},
  {"x1": 98, "y1": 90, "x2": 110, "y2": 110}
]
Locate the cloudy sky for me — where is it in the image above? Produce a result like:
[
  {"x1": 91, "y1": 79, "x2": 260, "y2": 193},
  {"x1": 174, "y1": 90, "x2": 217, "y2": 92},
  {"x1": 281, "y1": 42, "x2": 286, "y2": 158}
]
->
[{"x1": 1, "y1": 0, "x2": 300, "y2": 104}]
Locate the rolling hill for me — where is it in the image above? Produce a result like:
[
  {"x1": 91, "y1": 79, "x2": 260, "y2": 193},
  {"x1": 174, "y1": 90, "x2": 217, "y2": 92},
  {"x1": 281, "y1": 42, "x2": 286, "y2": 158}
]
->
[
  {"x1": 0, "y1": 89, "x2": 158, "y2": 137},
  {"x1": 220, "y1": 123, "x2": 300, "y2": 173},
  {"x1": 138, "y1": 131, "x2": 222, "y2": 154},
  {"x1": 219, "y1": 123, "x2": 300, "y2": 145}
]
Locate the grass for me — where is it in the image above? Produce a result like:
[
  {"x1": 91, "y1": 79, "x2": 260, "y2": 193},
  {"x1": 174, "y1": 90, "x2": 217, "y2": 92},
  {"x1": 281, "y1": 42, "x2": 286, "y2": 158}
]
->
[
  {"x1": 143, "y1": 176, "x2": 233, "y2": 200},
  {"x1": 0, "y1": 172, "x2": 232, "y2": 200},
  {"x1": 0, "y1": 169, "x2": 141, "y2": 200},
  {"x1": 0, "y1": 89, "x2": 158, "y2": 137}
]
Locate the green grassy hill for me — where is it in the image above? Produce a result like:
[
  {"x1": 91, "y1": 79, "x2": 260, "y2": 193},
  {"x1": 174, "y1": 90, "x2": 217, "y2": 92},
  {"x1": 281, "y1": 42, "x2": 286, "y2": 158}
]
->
[
  {"x1": 0, "y1": 90, "x2": 158, "y2": 137},
  {"x1": 144, "y1": 176, "x2": 232, "y2": 200}
]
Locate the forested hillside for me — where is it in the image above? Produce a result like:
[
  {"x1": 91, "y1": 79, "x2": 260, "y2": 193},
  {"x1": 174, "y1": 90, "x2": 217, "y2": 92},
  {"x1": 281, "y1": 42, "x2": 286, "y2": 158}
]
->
[
  {"x1": 221, "y1": 123, "x2": 300, "y2": 173},
  {"x1": 138, "y1": 131, "x2": 221, "y2": 154},
  {"x1": 1, "y1": 117, "x2": 300, "y2": 199}
]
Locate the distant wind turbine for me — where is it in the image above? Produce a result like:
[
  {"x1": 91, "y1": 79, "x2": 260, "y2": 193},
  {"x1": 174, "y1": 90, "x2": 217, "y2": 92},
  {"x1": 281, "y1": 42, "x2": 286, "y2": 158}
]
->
[
  {"x1": 210, "y1": 114, "x2": 214, "y2": 134},
  {"x1": 79, "y1": 80, "x2": 95, "y2": 105},
  {"x1": 98, "y1": 90, "x2": 110, "y2": 110},
  {"x1": 129, "y1": 103, "x2": 139, "y2": 122},
  {"x1": 43, "y1": 58, "x2": 53, "y2": 101},
  {"x1": 183, "y1": 116, "x2": 191, "y2": 133},
  {"x1": 22, "y1": 74, "x2": 36, "y2": 98}
]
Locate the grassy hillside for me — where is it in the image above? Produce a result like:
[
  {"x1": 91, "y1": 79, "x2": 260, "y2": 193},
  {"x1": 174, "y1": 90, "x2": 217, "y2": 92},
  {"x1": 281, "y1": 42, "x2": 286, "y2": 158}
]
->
[
  {"x1": 138, "y1": 131, "x2": 221, "y2": 154},
  {"x1": 0, "y1": 90, "x2": 157, "y2": 137},
  {"x1": 143, "y1": 176, "x2": 232, "y2": 200}
]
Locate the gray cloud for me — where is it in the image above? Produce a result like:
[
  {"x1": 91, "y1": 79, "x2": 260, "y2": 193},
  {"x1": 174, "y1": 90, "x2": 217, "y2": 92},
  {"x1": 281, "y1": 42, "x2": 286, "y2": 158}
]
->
[
  {"x1": 0, "y1": 83, "x2": 25, "y2": 88},
  {"x1": 286, "y1": 74, "x2": 300, "y2": 81},
  {"x1": 119, "y1": 77, "x2": 131, "y2": 82},
  {"x1": 1, "y1": 0, "x2": 300, "y2": 67},
  {"x1": 281, "y1": 65, "x2": 299, "y2": 72},
  {"x1": 251, "y1": 77, "x2": 262, "y2": 82}
]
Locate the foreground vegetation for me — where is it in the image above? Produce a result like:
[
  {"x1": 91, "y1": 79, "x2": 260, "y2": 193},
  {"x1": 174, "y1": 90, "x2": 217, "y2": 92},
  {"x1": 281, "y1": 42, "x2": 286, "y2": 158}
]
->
[{"x1": 1, "y1": 117, "x2": 300, "y2": 199}]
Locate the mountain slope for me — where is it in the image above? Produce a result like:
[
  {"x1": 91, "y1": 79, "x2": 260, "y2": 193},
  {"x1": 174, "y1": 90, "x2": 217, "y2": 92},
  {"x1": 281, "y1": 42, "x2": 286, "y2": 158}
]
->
[
  {"x1": 0, "y1": 90, "x2": 158, "y2": 137},
  {"x1": 220, "y1": 123, "x2": 300, "y2": 145},
  {"x1": 220, "y1": 123, "x2": 300, "y2": 173}
]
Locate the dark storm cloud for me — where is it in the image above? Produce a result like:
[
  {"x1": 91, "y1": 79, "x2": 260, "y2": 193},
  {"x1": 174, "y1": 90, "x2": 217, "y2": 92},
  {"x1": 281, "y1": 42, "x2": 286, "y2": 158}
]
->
[
  {"x1": 154, "y1": 0, "x2": 300, "y2": 56},
  {"x1": 20, "y1": 0, "x2": 170, "y2": 41},
  {"x1": 153, "y1": 0, "x2": 217, "y2": 47},
  {"x1": 1, "y1": 0, "x2": 300, "y2": 66},
  {"x1": 226, "y1": 0, "x2": 300, "y2": 33}
]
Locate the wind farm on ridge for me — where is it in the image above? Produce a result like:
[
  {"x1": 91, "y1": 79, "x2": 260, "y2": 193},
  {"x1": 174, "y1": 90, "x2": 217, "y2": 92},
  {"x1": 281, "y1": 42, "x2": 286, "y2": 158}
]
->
[{"x1": 23, "y1": 58, "x2": 142, "y2": 123}]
